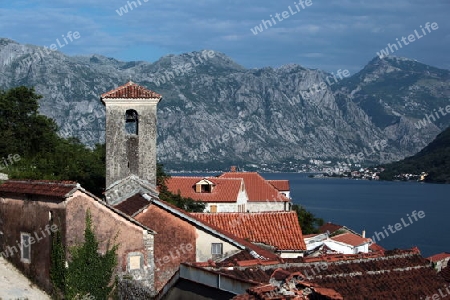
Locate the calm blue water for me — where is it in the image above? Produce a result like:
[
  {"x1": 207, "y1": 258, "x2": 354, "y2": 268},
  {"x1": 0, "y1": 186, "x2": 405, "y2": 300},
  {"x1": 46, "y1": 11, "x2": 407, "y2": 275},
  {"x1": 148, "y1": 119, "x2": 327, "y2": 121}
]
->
[
  {"x1": 173, "y1": 172, "x2": 450, "y2": 257},
  {"x1": 261, "y1": 173, "x2": 450, "y2": 258}
]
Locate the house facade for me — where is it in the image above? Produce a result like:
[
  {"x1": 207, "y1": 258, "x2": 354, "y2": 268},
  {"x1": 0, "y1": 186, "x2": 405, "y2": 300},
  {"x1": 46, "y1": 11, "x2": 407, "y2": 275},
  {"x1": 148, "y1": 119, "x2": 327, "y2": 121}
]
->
[
  {"x1": 304, "y1": 231, "x2": 372, "y2": 255},
  {"x1": 0, "y1": 180, "x2": 155, "y2": 295},
  {"x1": 166, "y1": 171, "x2": 292, "y2": 213}
]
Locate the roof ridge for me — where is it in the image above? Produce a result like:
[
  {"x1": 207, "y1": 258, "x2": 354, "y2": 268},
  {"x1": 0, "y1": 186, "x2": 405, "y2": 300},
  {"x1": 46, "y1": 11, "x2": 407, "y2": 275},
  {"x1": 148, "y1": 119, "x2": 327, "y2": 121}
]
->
[
  {"x1": 101, "y1": 81, "x2": 162, "y2": 99},
  {"x1": 4, "y1": 179, "x2": 78, "y2": 186}
]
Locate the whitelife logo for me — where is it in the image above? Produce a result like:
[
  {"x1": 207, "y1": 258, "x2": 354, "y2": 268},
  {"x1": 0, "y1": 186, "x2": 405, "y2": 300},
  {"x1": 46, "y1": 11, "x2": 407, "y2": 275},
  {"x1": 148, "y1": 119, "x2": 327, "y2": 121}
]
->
[
  {"x1": 414, "y1": 103, "x2": 450, "y2": 129},
  {"x1": 20, "y1": 31, "x2": 81, "y2": 68},
  {"x1": 371, "y1": 210, "x2": 425, "y2": 243},
  {"x1": 376, "y1": 22, "x2": 439, "y2": 59},
  {"x1": 250, "y1": 0, "x2": 313, "y2": 35}
]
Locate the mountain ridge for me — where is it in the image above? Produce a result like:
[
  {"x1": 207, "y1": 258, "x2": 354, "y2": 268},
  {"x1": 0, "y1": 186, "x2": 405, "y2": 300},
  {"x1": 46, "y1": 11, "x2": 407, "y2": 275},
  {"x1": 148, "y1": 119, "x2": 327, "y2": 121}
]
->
[{"x1": 0, "y1": 38, "x2": 449, "y2": 171}]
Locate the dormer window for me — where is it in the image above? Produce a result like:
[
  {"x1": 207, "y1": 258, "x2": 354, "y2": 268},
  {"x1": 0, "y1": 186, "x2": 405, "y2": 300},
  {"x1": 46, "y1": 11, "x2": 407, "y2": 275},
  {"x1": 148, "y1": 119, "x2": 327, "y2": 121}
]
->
[{"x1": 195, "y1": 179, "x2": 214, "y2": 193}]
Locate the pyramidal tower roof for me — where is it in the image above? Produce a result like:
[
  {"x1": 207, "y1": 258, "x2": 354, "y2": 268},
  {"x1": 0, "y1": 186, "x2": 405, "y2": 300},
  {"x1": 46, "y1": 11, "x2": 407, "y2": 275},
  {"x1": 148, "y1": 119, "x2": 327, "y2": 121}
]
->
[{"x1": 101, "y1": 81, "x2": 162, "y2": 100}]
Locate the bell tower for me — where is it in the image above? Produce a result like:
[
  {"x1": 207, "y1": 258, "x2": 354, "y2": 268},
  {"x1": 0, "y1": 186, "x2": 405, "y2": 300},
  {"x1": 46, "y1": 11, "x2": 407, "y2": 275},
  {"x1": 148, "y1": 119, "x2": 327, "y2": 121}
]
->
[{"x1": 100, "y1": 81, "x2": 162, "y2": 191}]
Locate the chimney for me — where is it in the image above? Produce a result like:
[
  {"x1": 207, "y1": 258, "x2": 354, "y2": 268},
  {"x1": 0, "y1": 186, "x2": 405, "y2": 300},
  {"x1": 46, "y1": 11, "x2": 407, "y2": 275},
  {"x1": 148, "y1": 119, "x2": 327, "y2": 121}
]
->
[
  {"x1": 230, "y1": 166, "x2": 237, "y2": 172},
  {"x1": 362, "y1": 230, "x2": 366, "y2": 238}
]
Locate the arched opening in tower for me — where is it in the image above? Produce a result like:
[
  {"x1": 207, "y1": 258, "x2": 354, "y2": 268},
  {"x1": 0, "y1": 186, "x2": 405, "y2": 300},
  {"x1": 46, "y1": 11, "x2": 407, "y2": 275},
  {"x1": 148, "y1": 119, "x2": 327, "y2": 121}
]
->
[{"x1": 125, "y1": 109, "x2": 139, "y2": 135}]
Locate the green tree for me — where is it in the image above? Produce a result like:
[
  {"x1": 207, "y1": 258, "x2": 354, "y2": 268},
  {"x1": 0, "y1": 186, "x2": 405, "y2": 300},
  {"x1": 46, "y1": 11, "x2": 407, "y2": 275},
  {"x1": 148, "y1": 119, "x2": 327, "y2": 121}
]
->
[
  {"x1": 0, "y1": 86, "x2": 59, "y2": 158},
  {"x1": 292, "y1": 204, "x2": 324, "y2": 234},
  {"x1": 65, "y1": 210, "x2": 118, "y2": 300},
  {"x1": 50, "y1": 229, "x2": 66, "y2": 298}
]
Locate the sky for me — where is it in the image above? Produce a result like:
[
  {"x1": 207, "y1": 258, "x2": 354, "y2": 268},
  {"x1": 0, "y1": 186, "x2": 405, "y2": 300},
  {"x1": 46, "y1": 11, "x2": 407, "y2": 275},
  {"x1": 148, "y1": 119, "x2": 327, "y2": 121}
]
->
[{"x1": 1, "y1": 0, "x2": 449, "y2": 74}]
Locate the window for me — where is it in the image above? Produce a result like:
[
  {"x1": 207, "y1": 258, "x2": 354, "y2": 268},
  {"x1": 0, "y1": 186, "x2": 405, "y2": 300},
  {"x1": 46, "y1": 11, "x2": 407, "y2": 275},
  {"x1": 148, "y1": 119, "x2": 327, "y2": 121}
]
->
[
  {"x1": 128, "y1": 255, "x2": 141, "y2": 271},
  {"x1": 210, "y1": 205, "x2": 217, "y2": 213},
  {"x1": 195, "y1": 179, "x2": 214, "y2": 193},
  {"x1": 125, "y1": 109, "x2": 138, "y2": 135},
  {"x1": 21, "y1": 233, "x2": 31, "y2": 263},
  {"x1": 201, "y1": 184, "x2": 211, "y2": 193},
  {"x1": 211, "y1": 243, "x2": 223, "y2": 255}
]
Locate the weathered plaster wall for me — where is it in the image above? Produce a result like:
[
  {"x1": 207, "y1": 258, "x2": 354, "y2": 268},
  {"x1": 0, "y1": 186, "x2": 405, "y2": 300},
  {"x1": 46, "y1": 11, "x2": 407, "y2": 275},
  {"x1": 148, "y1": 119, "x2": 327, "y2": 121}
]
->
[
  {"x1": 65, "y1": 192, "x2": 154, "y2": 290},
  {"x1": 135, "y1": 205, "x2": 197, "y2": 292},
  {"x1": 195, "y1": 228, "x2": 239, "y2": 262},
  {"x1": 105, "y1": 103, "x2": 158, "y2": 188},
  {"x1": 246, "y1": 201, "x2": 287, "y2": 212},
  {"x1": 0, "y1": 195, "x2": 65, "y2": 292}
]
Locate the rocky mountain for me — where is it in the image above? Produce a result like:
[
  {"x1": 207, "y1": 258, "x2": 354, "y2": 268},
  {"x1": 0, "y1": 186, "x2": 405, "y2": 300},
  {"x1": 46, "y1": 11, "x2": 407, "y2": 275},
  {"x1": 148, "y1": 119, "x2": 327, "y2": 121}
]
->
[{"x1": 0, "y1": 38, "x2": 449, "y2": 170}]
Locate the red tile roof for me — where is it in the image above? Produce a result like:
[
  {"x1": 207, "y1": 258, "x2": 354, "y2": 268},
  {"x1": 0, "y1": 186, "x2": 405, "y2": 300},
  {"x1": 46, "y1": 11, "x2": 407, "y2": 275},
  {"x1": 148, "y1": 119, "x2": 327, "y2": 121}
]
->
[
  {"x1": 369, "y1": 243, "x2": 385, "y2": 253},
  {"x1": 428, "y1": 252, "x2": 450, "y2": 263},
  {"x1": 101, "y1": 81, "x2": 162, "y2": 99},
  {"x1": 134, "y1": 196, "x2": 280, "y2": 261},
  {"x1": 318, "y1": 222, "x2": 344, "y2": 234},
  {"x1": 114, "y1": 193, "x2": 150, "y2": 216},
  {"x1": 267, "y1": 180, "x2": 290, "y2": 191},
  {"x1": 165, "y1": 176, "x2": 243, "y2": 202},
  {"x1": 331, "y1": 232, "x2": 371, "y2": 247},
  {"x1": 215, "y1": 249, "x2": 448, "y2": 299},
  {"x1": 190, "y1": 212, "x2": 306, "y2": 251},
  {"x1": 219, "y1": 172, "x2": 289, "y2": 202},
  {"x1": 439, "y1": 264, "x2": 450, "y2": 282},
  {"x1": 0, "y1": 180, "x2": 78, "y2": 198}
]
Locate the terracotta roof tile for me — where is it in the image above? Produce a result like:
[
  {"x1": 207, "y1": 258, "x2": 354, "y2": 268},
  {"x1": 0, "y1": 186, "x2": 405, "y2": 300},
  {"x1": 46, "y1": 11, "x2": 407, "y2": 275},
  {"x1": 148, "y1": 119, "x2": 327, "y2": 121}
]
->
[
  {"x1": 0, "y1": 180, "x2": 78, "y2": 198},
  {"x1": 166, "y1": 176, "x2": 242, "y2": 202},
  {"x1": 318, "y1": 222, "x2": 344, "y2": 234},
  {"x1": 219, "y1": 250, "x2": 448, "y2": 299},
  {"x1": 369, "y1": 243, "x2": 385, "y2": 253},
  {"x1": 439, "y1": 263, "x2": 450, "y2": 282},
  {"x1": 101, "y1": 81, "x2": 162, "y2": 99},
  {"x1": 267, "y1": 180, "x2": 289, "y2": 191},
  {"x1": 114, "y1": 193, "x2": 150, "y2": 216},
  {"x1": 428, "y1": 252, "x2": 450, "y2": 263},
  {"x1": 190, "y1": 212, "x2": 306, "y2": 251},
  {"x1": 331, "y1": 232, "x2": 371, "y2": 247},
  {"x1": 134, "y1": 197, "x2": 280, "y2": 261},
  {"x1": 219, "y1": 172, "x2": 289, "y2": 202}
]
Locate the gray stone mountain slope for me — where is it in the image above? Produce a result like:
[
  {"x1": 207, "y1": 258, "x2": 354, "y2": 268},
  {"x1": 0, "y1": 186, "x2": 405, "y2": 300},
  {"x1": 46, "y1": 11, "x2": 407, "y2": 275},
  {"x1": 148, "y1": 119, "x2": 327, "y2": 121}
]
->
[{"x1": 0, "y1": 38, "x2": 449, "y2": 170}]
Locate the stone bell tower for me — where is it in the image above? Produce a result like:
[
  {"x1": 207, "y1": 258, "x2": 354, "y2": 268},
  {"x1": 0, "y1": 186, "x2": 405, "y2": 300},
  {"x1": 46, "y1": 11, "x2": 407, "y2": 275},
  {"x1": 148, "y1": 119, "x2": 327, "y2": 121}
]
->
[{"x1": 100, "y1": 81, "x2": 162, "y2": 191}]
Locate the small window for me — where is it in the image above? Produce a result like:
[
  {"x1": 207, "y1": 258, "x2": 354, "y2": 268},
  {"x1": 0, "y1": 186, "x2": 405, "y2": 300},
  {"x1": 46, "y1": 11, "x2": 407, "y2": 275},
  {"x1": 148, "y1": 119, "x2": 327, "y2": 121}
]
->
[
  {"x1": 21, "y1": 233, "x2": 31, "y2": 263},
  {"x1": 125, "y1": 109, "x2": 138, "y2": 135},
  {"x1": 211, "y1": 243, "x2": 223, "y2": 255},
  {"x1": 201, "y1": 184, "x2": 211, "y2": 193},
  {"x1": 210, "y1": 205, "x2": 217, "y2": 213},
  {"x1": 129, "y1": 255, "x2": 141, "y2": 271}
]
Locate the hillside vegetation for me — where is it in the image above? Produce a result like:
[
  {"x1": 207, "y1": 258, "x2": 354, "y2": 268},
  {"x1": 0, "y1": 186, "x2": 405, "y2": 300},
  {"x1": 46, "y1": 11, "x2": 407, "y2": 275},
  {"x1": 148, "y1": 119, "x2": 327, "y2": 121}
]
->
[{"x1": 380, "y1": 126, "x2": 450, "y2": 183}]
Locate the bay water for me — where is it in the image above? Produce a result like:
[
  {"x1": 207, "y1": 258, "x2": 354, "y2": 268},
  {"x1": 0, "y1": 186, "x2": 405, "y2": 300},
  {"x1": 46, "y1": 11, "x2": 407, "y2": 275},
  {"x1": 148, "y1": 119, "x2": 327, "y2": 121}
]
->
[{"x1": 262, "y1": 173, "x2": 450, "y2": 258}]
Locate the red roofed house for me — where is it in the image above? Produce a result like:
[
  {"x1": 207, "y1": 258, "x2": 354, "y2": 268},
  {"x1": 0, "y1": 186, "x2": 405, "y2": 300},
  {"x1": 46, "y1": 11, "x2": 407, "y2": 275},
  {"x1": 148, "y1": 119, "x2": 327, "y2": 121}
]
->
[
  {"x1": 114, "y1": 193, "x2": 281, "y2": 293},
  {"x1": 165, "y1": 176, "x2": 248, "y2": 213},
  {"x1": 268, "y1": 180, "x2": 291, "y2": 199},
  {"x1": 325, "y1": 232, "x2": 372, "y2": 254},
  {"x1": 428, "y1": 252, "x2": 450, "y2": 271},
  {"x1": 166, "y1": 170, "x2": 292, "y2": 213},
  {"x1": 304, "y1": 231, "x2": 373, "y2": 256},
  {"x1": 191, "y1": 211, "x2": 306, "y2": 258},
  {"x1": 219, "y1": 171, "x2": 291, "y2": 212}
]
